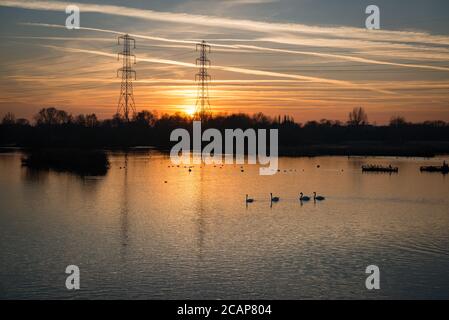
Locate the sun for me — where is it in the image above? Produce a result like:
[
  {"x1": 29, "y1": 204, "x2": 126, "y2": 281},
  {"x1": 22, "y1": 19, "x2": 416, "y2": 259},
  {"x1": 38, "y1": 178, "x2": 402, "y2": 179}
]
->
[{"x1": 183, "y1": 106, "x2": 196, "y2": 117}]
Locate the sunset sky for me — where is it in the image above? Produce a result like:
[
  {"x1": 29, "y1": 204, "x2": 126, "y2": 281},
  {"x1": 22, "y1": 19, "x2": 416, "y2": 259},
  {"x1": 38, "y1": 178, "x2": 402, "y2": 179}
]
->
[{"x1": 0, "y1": 0, "x2": 448, "y2": 123}]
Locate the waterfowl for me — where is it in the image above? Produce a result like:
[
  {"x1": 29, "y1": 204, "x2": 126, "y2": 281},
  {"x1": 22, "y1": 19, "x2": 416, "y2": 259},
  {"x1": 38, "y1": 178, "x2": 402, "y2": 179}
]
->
[
  {"x1": 270, "y1": 193, "x2": 280, "y2": 202},
  {"x1": 245, "y1": 194, "x2": 254, "y2": 203},
  {"x1": 299, "y1": 192, "x2": 311, "y2": 201},
  {"x1": 313, "y1": 192, "x2": 325, "y2": 201}
]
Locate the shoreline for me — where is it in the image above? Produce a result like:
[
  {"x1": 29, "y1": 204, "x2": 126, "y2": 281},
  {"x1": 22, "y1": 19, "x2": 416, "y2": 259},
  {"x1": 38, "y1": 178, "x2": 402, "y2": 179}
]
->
[{"x1": 2, "y1": 144, "x2": 449, "y2": 159}]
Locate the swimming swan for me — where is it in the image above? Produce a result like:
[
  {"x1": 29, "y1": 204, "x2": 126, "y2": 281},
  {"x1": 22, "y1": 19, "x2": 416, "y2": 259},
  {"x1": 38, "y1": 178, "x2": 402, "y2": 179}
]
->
[
  {"x1": 313, "y1": 192, "x2": 325, "y2": 201},
  {"x1": 299, "y1": 192, "x2": 311, "y2": 201}
]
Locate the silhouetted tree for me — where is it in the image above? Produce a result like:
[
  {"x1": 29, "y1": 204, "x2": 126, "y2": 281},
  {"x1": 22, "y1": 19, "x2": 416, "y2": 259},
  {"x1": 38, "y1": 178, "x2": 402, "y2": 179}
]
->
[
  {"x1": 319, "y1": 119, "x2": 334, "y2": 127},
  {"x1": 75, "y1": 114, "x2": 86, "y2": 126},
  {"x1": 390, "y1": 116, "x2": 407, "y2": 127},
  {"x1": 304, "y1": 120, "x2": 319, "y2": 128},
  {"x1": 57, "y1": 109, "x2": 72, "y2": 124},
  {"x1": 252, "y1": 112, "x2": 272, "y2": 128},
  {"x1": 2, "y1": 107, "x2": 449, "y2": 156},
  {"x1": 2, "y1": 112, "x2": 16, "y2": 125},
  {"x1": 348, "y1": 107, "x2": 368, "y2": 126},
  {"x1": 111, "y1": 113, "x2": 125, "y2": 127},
  {"x1": 133, "y1": 110, "x2": 156, "y2": 127},
  {"x1": 34, "y1": 108, "x2": 72, "y2": 126},
  {"x1": 16, "y1": 118, "x2": 30, "y2": 126},
  {"x1": 85, "y1": 114, "x2": 99, "y2": 128}
]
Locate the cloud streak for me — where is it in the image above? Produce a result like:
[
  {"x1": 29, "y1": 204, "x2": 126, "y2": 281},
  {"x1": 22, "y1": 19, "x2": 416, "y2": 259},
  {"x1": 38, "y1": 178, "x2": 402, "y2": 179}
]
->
[
  {"x1": 20, "y1": 23, "x2": 240, "y2": 49},
  {"x1": 1, "y1": 0, "x2": 448, "y2": 122},
  {"x1": 23, "y1": 23, "x2": 449, "y2": 72},
  {"x1": 41, "y1": 44, "x2": 394, "y2": 94},
  {"x1": 2, "y1": 0, "x2": 449, "y2": 46},
  {"x1": 236, "y1": 45, "x2": 449, "y2": 72}
]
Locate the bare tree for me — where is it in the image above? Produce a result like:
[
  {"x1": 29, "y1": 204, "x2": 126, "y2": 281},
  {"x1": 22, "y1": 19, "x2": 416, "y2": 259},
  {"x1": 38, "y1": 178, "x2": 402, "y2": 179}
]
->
[
  {"x1": 2, "y1": 112, "x2": 16, "y2": 125},
  {"x1": 348, "y1": 107, "x2": 368, "y2": 126},
  {"x1": 390, "y1": 116, "x2": 407, "y2": 127},
  {"x1": 133, "y1": 110, "x2": 156, "y2": 127},
  {"x1": 34, "y1": 108, "x2": 72, "y2": 126},
  {"x1": 252, "y1": 112, "x2": 271, "y2": 127},
  {"x1": 16, "y1": 118, "x2": 30, "y2": 126},
  {"x1": 85, "y1": 114, "x2": 99, "y2": 128},
  {"x1": 75, "y1": 114, "x2": 86, "y2": 126}
]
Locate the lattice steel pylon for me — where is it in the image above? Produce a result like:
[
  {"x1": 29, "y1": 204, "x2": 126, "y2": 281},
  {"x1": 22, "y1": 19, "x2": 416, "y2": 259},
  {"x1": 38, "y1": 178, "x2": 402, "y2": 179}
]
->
[
  {"x1": 117, "y1": 34, "x2": 137, "y2": 122},
  {"x1": 194, "y1": 40, "x2": 212, "y2": 120}
]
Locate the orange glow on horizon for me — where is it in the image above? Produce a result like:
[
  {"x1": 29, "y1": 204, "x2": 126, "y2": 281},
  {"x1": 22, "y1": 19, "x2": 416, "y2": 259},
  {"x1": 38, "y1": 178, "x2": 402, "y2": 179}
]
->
[{"x1": 182, "y1": 105, "x2": 196, "y2": 117}]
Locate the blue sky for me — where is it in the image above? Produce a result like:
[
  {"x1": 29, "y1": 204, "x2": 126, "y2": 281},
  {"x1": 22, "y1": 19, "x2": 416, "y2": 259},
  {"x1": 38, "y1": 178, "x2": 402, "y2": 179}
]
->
[{"x1": 0, "y1": 0, "x2": 448, "y2": 123}]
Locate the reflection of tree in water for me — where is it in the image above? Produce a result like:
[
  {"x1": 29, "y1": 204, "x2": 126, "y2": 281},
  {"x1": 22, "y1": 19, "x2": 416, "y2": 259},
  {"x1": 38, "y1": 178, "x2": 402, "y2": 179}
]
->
[
  {"x1": 22, "y1": 167, "x2": 50, "y2": 184},
  {"x1": 22, "y1": 162, "x2": 102, "y2": 199}
]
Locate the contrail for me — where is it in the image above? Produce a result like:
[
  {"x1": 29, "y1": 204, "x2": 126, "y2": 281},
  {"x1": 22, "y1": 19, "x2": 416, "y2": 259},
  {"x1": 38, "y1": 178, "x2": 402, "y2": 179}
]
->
[
  {"x1": 236, "y1": 45, "x2": 449, "y2": 72},
  {"x1": 3, "y1": 0, "x2": 449, "y2": 46},
  {"x1": 42, "y1": 44, "x2": 395, "y2": 94},
  {"x1": 23, "y1": 23, "x2": 449, "y2": 72},
  {"x1": 21, "y1": 23, "x2": 239, "y2": 49},
  {"x1": 2, "y1": 35, "x2": 112, "y2": 41}
]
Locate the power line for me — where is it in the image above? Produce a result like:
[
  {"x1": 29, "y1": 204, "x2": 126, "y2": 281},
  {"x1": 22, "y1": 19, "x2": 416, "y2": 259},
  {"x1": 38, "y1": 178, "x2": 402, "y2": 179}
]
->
[
  {"x1": 117, "y1": 34, "x2": 137, "y2": 122},
  {"x1": 194, "y1": 40, "x2": 212, "y2": 120}
]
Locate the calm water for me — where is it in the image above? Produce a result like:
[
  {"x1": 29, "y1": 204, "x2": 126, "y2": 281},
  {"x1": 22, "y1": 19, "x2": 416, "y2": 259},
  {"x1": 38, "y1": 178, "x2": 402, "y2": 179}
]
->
[{"x1": 1, "y1": 151, "x2": 449, "y2": 299}]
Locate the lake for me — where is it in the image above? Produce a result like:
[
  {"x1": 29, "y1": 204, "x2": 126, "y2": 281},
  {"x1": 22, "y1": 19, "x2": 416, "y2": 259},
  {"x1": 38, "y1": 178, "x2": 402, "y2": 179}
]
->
[{"x1": 1, "y1": 151, "x2": 448, "y2": 299}]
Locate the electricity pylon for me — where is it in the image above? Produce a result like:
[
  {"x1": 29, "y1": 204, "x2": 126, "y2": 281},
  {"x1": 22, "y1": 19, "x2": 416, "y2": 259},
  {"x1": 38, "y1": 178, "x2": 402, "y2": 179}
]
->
[
  {"x1": 117, "y1": 34, "x2": 136, "y2": 122},
  {"x1": 194, "y1": 40, "x2": 211, "y2": 120}
]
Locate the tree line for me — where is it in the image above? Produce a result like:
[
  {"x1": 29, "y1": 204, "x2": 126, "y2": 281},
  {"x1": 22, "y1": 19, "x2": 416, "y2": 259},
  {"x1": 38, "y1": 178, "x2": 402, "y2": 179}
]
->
[{"x1": 1, "y1": 107, "x2": 449, "y2": 155}]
